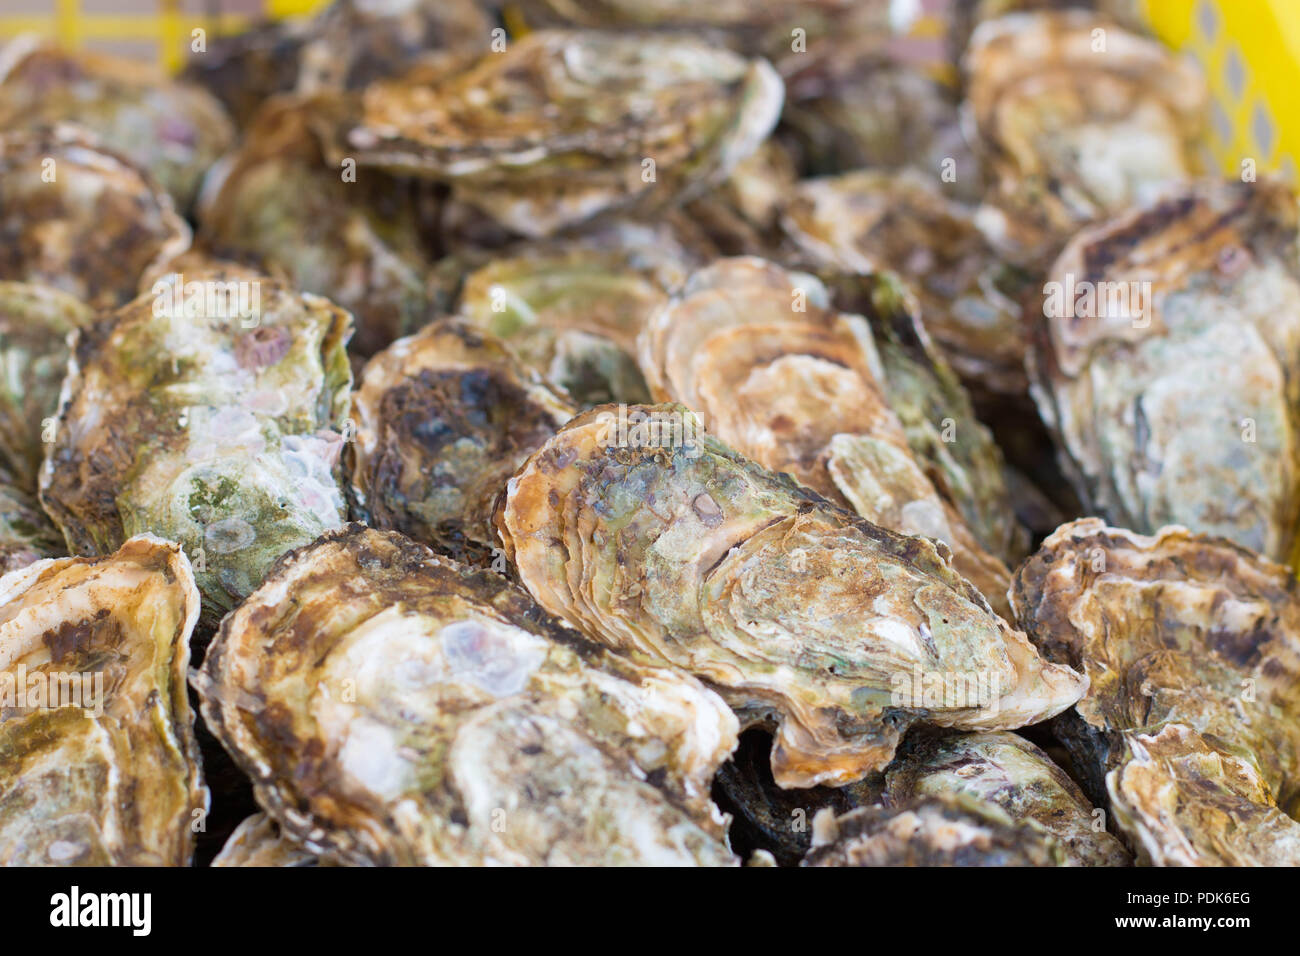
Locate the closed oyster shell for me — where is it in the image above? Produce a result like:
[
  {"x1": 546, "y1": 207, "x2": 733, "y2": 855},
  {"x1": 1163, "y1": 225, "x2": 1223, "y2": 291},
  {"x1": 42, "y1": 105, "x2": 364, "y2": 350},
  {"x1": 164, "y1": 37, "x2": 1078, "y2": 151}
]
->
[
  {"x1": 1012, "y1": 518, "x2": 1300, "y2": 864},
  {"x1": 964, "y1": 11, "x2": 1206, "y2": 264},
  {"x1": 783, "y1": 170, "x2": 1029, "y2": 400},
  {"x1": 0, "y1": 125, "x2": 190, "y2": 311},
  {"x1": 0, "y1": 282, "x2": 92, "y2": 490},
  {"x1": 883, "y1": 730, "x2": 1130, "y2": 866},
  {"x1": 182, "y1": 0, "x2": 491, "y2": 128},
  {"x1": 0, "y1": 41, "x2": 234, "y2": 213},
  {"x1": 451, "y1": 223, "x2": 702, "y2": 406},
  {"x1": 0, "y1": 535, "x2": 206, "y2": 866},
  {"x1": 212, "y1": 813, "x2": 323, "y2": 868},
  {"x1": 497, "y1": 403, "x2": 1086, "y2": 788},
  {"x1": 198, "y1": 97, "x2": 436, "y2": 356},
  {"x1": 196, "y1": 525, "x2": 739, "y2": 866},
  {"x1": 349, "y1": 317, "x2": 575, "y2": 565},
  {"x1": 39, "y1": 264, "x2": 353, "y2": 623},
  {"x1": 321, "y1": 30, "x2": 783, "y2": 237},
  {"x1": 802, "y1": 795, "x2": 1069, "y2": 867},
  {"x1": 1031, "y1": 179, "x2": 1300, "y2": 562},
  {"x1": 638, "y1": 258, "x2": 1020, "y2": 611}
]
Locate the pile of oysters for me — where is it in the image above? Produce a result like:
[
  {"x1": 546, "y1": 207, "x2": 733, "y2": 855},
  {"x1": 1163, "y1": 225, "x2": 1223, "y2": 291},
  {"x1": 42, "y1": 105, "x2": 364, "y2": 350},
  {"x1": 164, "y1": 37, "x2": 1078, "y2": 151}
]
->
[{"x1": 1, "y1": 0, "x2": 1297, "y2": 868}]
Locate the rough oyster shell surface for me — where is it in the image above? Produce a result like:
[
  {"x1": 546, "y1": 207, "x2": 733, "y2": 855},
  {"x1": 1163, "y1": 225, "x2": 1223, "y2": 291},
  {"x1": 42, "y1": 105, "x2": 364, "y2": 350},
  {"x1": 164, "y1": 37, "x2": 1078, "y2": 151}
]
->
[
  {"x1": 39, "y1": 265, "x2": 353, "y2": 622},
  {"x1": 497, "y1": 402, "x2": 1086, "y2": 788},
  {"x1": 0, "y1": 125, "x2": 190, "y2": 311},
  {"x1": 324, "y1": 30, "x2": 784, "y2": 237},
  {"x1": 1012, "y1": 518, "x2": 1300, "y2": 865},
  {"x1": 0, "y1": 535, "x2": 206, "y2": 865},
  {"x1": 1030, "y1": 179, "x2": 1300, "y2": 563},
  {"x1": 0, "y1": 282, "x2": 93, "y2": 491},
  {"x1": 196, "y1": 525, "x2": 739, "y2": 866},
  {"x1": 0, "y1": 480, "x2": 63, "y2": 575},
  {"x1": 212, "y1": 813, "x2": 323, "y2": 868},
  {"x1": 349, "y1": 317, "x2": 575, "y2": 565},
  {"x1": 0, "y1": 41, "x2": 235, "y2": 212}
]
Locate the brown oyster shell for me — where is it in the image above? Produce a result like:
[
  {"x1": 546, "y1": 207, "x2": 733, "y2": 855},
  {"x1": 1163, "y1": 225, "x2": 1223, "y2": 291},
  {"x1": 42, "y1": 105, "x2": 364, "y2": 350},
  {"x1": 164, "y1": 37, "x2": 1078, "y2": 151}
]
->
[
  {"x1": 0, "y1": 479, "x2": 63, "y2": 575},
  {"x1": 0, "y1": 535, "x2": 206, "y2": 865},
  {"x1": 0, "y1": 125, "x2": 190, "y2": 311},
  {"x1": 211, "y1": 813, "x2": 324, "y2": 868},
  {"x1": 1030, "y1": 179, "x2": 1300, "y2": 563},
  {"x1": 1012, "y1": 518, "x2": 1300, "y2": 865},
  {"x1": 319, "y1": 30, "x2": 784, "y2": 237},
  {"x1": 0, "y1": 40, "x2": 235, "y2": 213},
  {"x1": 638, "y1": 257, "x2": 1019, "y2": 613},
  {"x1": 195, "y1": 525, "x2": 739, "y2": 866},
  {"x1": 964, "y1": 11, "x2": 1207, "y2": 265},
  {"x1": 497, "y1": 402, "x2": 1086, "y2": 788},
  {"x1": 349, "y1": 317, "x2": 575, "y2": 566}
]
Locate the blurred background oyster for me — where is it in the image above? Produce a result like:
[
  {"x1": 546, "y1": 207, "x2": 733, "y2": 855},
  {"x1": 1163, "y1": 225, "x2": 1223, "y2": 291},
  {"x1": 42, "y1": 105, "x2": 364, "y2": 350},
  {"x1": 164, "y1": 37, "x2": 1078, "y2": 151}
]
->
[
  {"x1": 349, "y1": 317, "x2": 574, "y2": 566},
  {"x1": 0, "y1": 39, "x2": 234, "y2": 213},
  {"x1": 0, "y1": 481, "x2": 62, "y2": 574},
  {"x1": 498, "y1": 403, "x2": 1085, "y2": 788},
  {"x1": 183, "y1": 0, "x2": 491, "y2": 129},
  {"x1": 1030, "y1": 179, "x2": 1300, "y2": 563},
  {"x1": 964, "y1": 10, "x2": 1207, "y2": 265},
  {"x1": 0, "y1": 125, "x2": 190, "y2": 310},
  {"x1": 39, "y1": 264, "x2": 353, "y2": 624},
  {"x1": 197, "y1": 525, "x2": 739, "y2": 866},
  {"x1": 316, "y1": 30, "x2": 784, "y2": 237},
  {"x1": 446, "y1": 222, "x2": 703, "y2": 406},
  {"x1": 638, "y1": 258, "x2": 1022, "y2": 612},
  {"x1": 1013, "y1": 518, "x2": 1300, "y2": 865},
  {"x1": 0, "y1": 282, "x2": 92, "y2": 491},
  {"x1": 197, "y1": 97, "x2": 437, "y2": 356},
  {"x1": 0, "y1": 535, "x2": 205, "y2": 866}
]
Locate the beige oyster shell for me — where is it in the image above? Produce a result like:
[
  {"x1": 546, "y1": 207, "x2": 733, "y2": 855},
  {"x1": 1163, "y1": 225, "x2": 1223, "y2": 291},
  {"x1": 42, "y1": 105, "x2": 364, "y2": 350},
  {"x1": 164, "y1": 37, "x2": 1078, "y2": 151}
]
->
[
  {"x1": 0, "y1": 40, "x2": 235, "y2": 213},
  {"x1": 0, "y1": 125, "x2": 190, "y2": 311},
  {"x1": 212, "y1": 813, "x2": 324, "y2": 868},
  {"x1": 964, "y1": 10, "x2": 1207, "y2": 264},
  {"x1": 0, "y1": 535, "x2": 206, "y2": 865},
  {"x1": 321, "y1": 30, "x2": 784, "y2": 237},
  {"x1": 637, "y1": 257, "x2": 1019, "y2": 614},
  {"x1": 196, "y1": 525, "x2": 739, "y2": 866},
  {"x1": 39, "y1": 263, "x2": 353, "y2": 623},
  {"x1": 497, "y1": 403, "x2": 1086, "y2": 788},
  {"x1": 349, "y1": 317, "x2": 575, "y2": 566},
  {"x1": 1012, "y1": 518, "x2": 1300, "y2": 865},
  {"x1": 1030, "y1": 179, "x2": 1300, "y2": 564}
]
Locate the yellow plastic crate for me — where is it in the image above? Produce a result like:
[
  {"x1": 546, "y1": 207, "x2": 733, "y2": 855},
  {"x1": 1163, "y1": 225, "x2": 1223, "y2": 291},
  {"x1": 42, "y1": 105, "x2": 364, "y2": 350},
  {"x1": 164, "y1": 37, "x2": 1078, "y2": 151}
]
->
[{"x1": 0, "y1": 0, "x2": 1295, "y2": 183}]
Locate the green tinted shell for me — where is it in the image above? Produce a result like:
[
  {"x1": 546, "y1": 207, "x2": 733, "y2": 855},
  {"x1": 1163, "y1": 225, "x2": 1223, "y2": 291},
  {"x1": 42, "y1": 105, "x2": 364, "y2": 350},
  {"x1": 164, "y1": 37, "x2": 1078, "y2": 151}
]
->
[{"x1": 39, "y1": 264, "x2": 353, "y2": 623}]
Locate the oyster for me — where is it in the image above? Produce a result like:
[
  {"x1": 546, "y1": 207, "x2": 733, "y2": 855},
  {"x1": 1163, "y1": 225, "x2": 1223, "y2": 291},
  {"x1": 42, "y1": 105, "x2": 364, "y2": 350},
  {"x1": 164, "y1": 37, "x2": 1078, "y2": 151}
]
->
[
  {"x1": 321, "y1": 30, "x2": 784, "y2": 237},
  {"x1": 183, "y1": 0, "x2": 491, "y2": 128},
  {"x1": 1012, "y1": 518, "x2": 1300, "y2": 865},
  {"x1": 637, "y1": 258, "x2": 1020, "y2": 610},
  {"x1": 0, "y1": 40, "x2": 234, "y2": 212},
  {"x1": 497, "y1": 403, "x2": 1086, "y2": 788},
  {"x1": 349, "y1": 317, "x2": 574, "y2": 565},
  {"x1": 196, "y1": 525, "x2": 739, "y2": 866},
  {"x1": 212, "y1": 813, "x2": 323, "y2": 868},
  {"x1": 198, "y1": 97, "x2": 436, "y2": 356},
  {"x1": 0, "y1": 282, "x2": 93, "y2": 490},
  {"x1": 0, "y1": 480, "x2": 62, "y2": 574},
  {"x1": 450, "y1": 223, "x2": 703, "y2": 406},
  {"x1": 39, "y1": 264, "x2": 353, "y2": 623},
  {"x1": 803, "y1": 796, "x2": 1069, "y2": 866},
  {"x1": 783, "y1": 170, "x2": 1031, "y2": 401},
  {"x1": 964, "y1": 11, "x2": 1207, "y2": 264},
  {"x1": 882, "y1": 730, "x2": 1130, "y2": 866},
  {"x1": 0, "y1": 125, "x2": 190, "y2": 311},
  {"x1": 1030, "y1": 179, "x2": 1300, "y2": 562},
  {"x1": 778, "y1": 40, "x2": 981, "y2": 201},
  {"x1": 0, "y1": 535, "x2": 206, "y2": 866}
]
